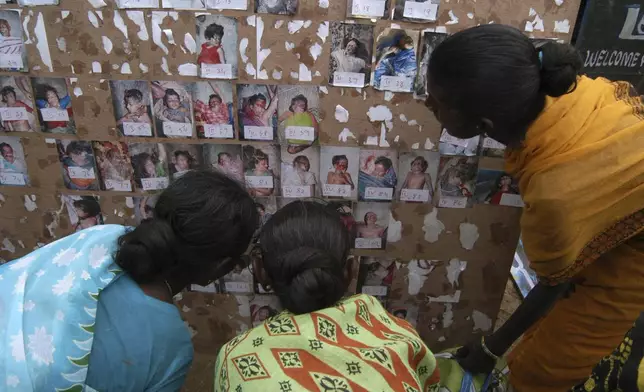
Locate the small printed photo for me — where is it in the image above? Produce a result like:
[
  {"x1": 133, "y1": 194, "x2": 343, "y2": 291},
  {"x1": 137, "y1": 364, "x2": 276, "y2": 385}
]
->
[
  {"x1": 165, "y1": 143, "x2": 203, "y2": 181},
  {"x1": 128, "y1": 143, "x2": 170, "y2": 191},
  {"x1": 280, "y1": 145, "x2": 320, "y2": 198},
  {"x1": 32, "y1": 77, "x2": 75, "y2": 134},
  {"x1": 0, "y1": 76, "x2": 36, "y2": 132},
  {"x1": 250, "y1": 295, "x2": 282, "y2": 327},
  {"x1": 373, "y1": 29, "x2": 420, "y2": 92},
  {"x1": 472, "y1": 169, "x2": 524, "y2": 207},
  {"x1": 277, "y1": 85, "x2": 319, "y2": 153},
  {"x1": 254, "y1": 197, "x2": 277, "y2": 237},
  {"x1": 354, "y1": 202, "x2": 390, "y2": 249},
  {"x1": 62, "y1": 195, "x2": 103, "y2": 232},
  {"x1": 92, "y1": 141, "x2": 135, "y2": 192},
  {"x1": 393, "y1": 0, "x2": 441, "y2": 23},
  {"x1": 242, "y1": 144, "x2": 280, "y2": 197},
  {"x1": 414, "y1": 32, "x2": 448, "y2": 99},
  {"x1": 109, "y1": 80, "x2": 154, "y2": 137},
  {"x1": 151, "y1": 81, "x2": 194, "y2": 138},
  {"x1": 347, "y1": 0, "x2": 388, "y2": 19},
  {"x1": 320, "y1": 146, "x2": 359, "y2": 200},
  {"x1": 193, "y1": 81, "x2": 234, "y2": 139},
  {"x1": 237, "y1": 84, "x2": 278, "y2": 141},
  {"x1": 357, "y1": 257, "x2": 396, "y2": 300},
  {"x1": 255, "y1": 0, "x2": 298, "y2": 15},
  {"x1": 437, "y1": 156, "x2": 478, "y2": 208},
  {"x1": 397, "y1": 151, "x2": 439, "y2": 203},
  {"x1": 202, "y1": 143, "x2": 244, "y2": 182},
  {"x1": 480, "y1": 137, "x2": 506, "y2": 158},
  {"x1": 132, "y1": 195, "x2": 159, "y2": 224},
  {"x1": 388, "y1": 301, "x2": 419, "y2": 328},
  {"x1": 196, "y1": 15, "x2": 238, "y2": 79},
  {"x1": 0, "y1": 136, "x2": 29, "y2": 186},
  {"x1": 220, "y1": 259, "x2": 254, "y2": 294},
  {"x1": 56, "y1": 140, "x2": 99, "y2": 191},
  {"x1": 439, "y1": 129, "x2": 480, "y2": 157},
  {"x1": 358, "y1": 149, "x2": 398, "y2": 202},
  {"x1": 0, "y1": 10, "x2": 27, "y2": 72},
  {"x1": 329, "y1": 22, "x2": 374, "y2": 87}
]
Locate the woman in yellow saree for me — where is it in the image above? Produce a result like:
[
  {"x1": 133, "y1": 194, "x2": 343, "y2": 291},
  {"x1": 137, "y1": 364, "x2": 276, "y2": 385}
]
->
[{"x1": 425, "y1": 24, "x2": 644, "y2": 391}]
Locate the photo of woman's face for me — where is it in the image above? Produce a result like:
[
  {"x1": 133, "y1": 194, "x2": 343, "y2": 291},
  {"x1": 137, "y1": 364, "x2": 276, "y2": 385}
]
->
[
  {"x1": 252, "y1": 99, "x2": 267, "y2": 115},
  {"x1": 335, "y1": 159, "x2": 348, "y2": 172},
  {"x1": 292, "y1": 100, "x2": 306, "y2": 113},
  {"x1": 209, "y1": 96, "x2": 222, "y2": 107}
]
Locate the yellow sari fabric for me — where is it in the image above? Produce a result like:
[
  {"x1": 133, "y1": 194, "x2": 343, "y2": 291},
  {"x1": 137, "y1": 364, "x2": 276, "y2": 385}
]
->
[{"x1": 505, "y1": 76, "x2": 644, "y2": 391}]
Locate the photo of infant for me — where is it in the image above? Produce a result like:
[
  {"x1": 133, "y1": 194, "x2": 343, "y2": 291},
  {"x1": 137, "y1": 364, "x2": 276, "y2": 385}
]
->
[
  {"x1": 109, "y1": 80, "x2": 154, "y2": 137},
  {"x1": 357, "y1": 257, "x2": 396, "y2": 301},
  {"x1": 280, "y1": 145, "x2": 319, "y2": 198},
  {"x1": 320, "y1": 146, "x2": 359, "y2": 200},
  {"x1": 437, "y1": 156, "x2": 478, "y2": 208},
  {"x1": 165, "y1": 143, "x2": 203, "y2": 181},
  {"x1": 56, "y1": 140, "x2": 99, "y2": 191},
  {"x1": 243, "y1": 144, "x2": 280, "y2": 197},
  {"x1": 473, "y1": 169, "x2": 523, "y2": 207},
  {"x1": 439, "y1": 129, "x2": 481, "y2": 156},
  {"x1": 250, "y1": 295, "x2": 282, "y2": 327},
  {"x1": 354, "y1": 202, "x2": 390, "y2": 250},
  {"x1": 0, "y1": 76, "x2": 36, "y2": 132},
  {"x1": 358, "y1": 149, "x2": 398, "y2": 201},
  {"x1": 32, "y1": 77, "x2": 75, "y2": 134},
  {"x1": 62, "y1": 195, "x2": 103, "y2": 233},
  {"x1": 329, "y1": 23, "x2": 374, "y2": 87},
  {"x1": 128, "y1": 143, "x2": 170, "y2": 191},
  {"x1": 196, "y1": 15, "x2": 238, "y2": 79},
  {"x1": 203, "y1": 144, "x2": 244, "y2": 182},
  {"x1": 277, "y1": 85, "x2": 319, "y2": 154},
  {"x1": 193, "y1": 81, "x2": 234, "y2": 139},
  {"x1": 133, "y1": 194, "x2": 159, "y2": 224},
  {"x1": 93, "y1": 141, "x2": 135, "y2": 192},
  {"x1": 397, "y1": 151, "x2": 439, "y2": 203},
  {"x1": 373, "y1": 29, "x2": 420, "y2": 92},
  {"x1": 237, "y1": 84, "x2": 278, "y2": 141},
  {"x1": 0, "y1": 136, "x2": 29, "y2": 186},
  {"x1": 151, "y1": 81, "x2": 194, "y2": 138},
  {"x1": 0, "y1": 10, "x2": 28, "y2": 72}
]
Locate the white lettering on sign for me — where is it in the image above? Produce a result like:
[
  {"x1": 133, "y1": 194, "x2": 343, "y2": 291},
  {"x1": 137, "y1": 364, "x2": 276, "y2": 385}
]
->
[
  {"x1": 0, "y1": 172, "x2": 26, "y2": 186},
  {"x1": 40, "y1": 108, "x2": 69, "y2": 122},
  {"x1": 403, "y1": 1, "x2": 438, "y2": 20},
  {"x1": 0, "y1": 107, "x2": 28, "y2": 121},
  {"x1": 0, "y1": 54, "x2": 23, "y2": 70},
  {"x1": 104, "y1": 179, "x2": 132, "y2": 192},
  {"x1": 224, "y1": 281, "x2": 251, "y2": 293},
  {"x1": 439, "y1": 196, "x2": 468, "y2": 208},
  {"x1": 163, "y1": 121, "x2": 192, "y2": 137},
  {"x1": 351, "y1": 0, "x2": 386, "y2": 17},
  {"x1": 244, "y1": 126, "x2": 273, "y2": 141},
  {"x1": 323, "y1": 183, "x2": 352, "y2": 197},
  {"x1": 204, "y1": 123, "x2": 234, "y2": 138},
  {"x1": 355, "y1": 237, "x2": 382, "y2": 249},
  {"x1": 380, "y1": 76, "x2": 412, "y2": 92},
  {"x1": 333, "y1": 72, "x2": 366, "y2": 87},
  {"x1": 207, "y1": 0, "x2": 247, "y2": 10},
  {"x1": 123, "y1": 122, "x2": 153, "y2": 137},
  {"x1": 282, "y1": 185, "x2": 311, "y2": 198},
  {"x1": 117, "y1": 0, "x2": 158, "y2": 8},
  {"x1": 400, "y1": 188, "x2": 430, "y2": 202},
  {"x1": 365, "y1": 186, "x2": 393, "y2": 200},
  {"x1": 285, "y1": 126, "x2": 315, "y2": 141},
  {"x1": 618, "y1": 6, "x2": 644, "y2": 40},
  {"x1": 500, "y1": 193, "x2": 525, "y2": 208},
  {"x1": 201, "y1": 63, "x2": 233, "y2": 79},
  {"x1": 67, "y1": 167, "x2": 96, "y2": 180},
  {"x1": 584, "y1": 49, "x2": 644, "y2": 69},
  {"x1": 361, "y1": 285, "x2": 388, "y2": 296},
  {"x1": 141, "y1": 177, "x2": 169, "y2": 190},
  {"x1": 246, "y1": 175, "x2": 274, "y2": 188},
  {"x1": 483, "y1": 138, "x2": 506, "y2": 150}
]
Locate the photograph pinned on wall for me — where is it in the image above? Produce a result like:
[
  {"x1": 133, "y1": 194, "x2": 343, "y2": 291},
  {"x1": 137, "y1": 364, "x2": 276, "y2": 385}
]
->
[
  {"x1": 326, "y1": 200, "x2": 357, "y2": 237},
  {"x1": 250, "y1": 294, "x2": 282, "y2": 327},
  {"x1": 277, "y1": 85, "x2": 320, "y2": 154},
  {"x1": 472, "y1": 169, "x2": 524, "y2": 207},
  {"x1": 436, "y1": 156, "x2": 478, "y2": 208},
  {"x1": 92, "y1": 141, "x2": 135, "y2": 192},
  {"x1": 56, "y1": 140, "x2": 100, "y2": 191},
  {"x1": 0, "y1": 136, "x2": 29, "y2": 186},
  {"x1": 413, "y1": 31, "x2": 448, "y2": 99},
  {"x1": 193, "y1": 81, "x2": 234, "y2": 139},
  {"x1": 357, "y1": 257, "x2": 396, "y2": 301},
  {"x1": 220, "y1": 259, "x2": 254, "y2": 294},
  {"x1": 132, "y1": 194, "x2": 159, "y2": 224},
  {"x1": 0, "y1": 76, "x2": 36, "y2": 132},
  {"x1": 388, "y1": 301, "x2": 419, "y2": 328},
  {"x1": 397, "y1": 151, "x2": 439, "y2": 203},
  {"x1": 280, "y1": 145, "x2": 320, "y2": 198},
  {"x1": 372, "y1": 29, "x2": 420, "y2": 93},
  {"x1": 320, "y1": 146, "x2": 359, "y2": 200},
  {"x1": 203, "y1": 143, "x2": 244, "y2": 182},
  {"x1": 255, "y1": 0, "x2": 298, "y2": 15},
  {"x1": 439, "y1": 129, "x2": 480, "y2": 157},
  {"x1": 329, "y1": 22, "x2": 374, "y2": 88},
  {"x1": 347, "y1": 0, "x2": 388, "y2": 19},
  {"x1": 165, "y1": 143, "x2": 203, "y2": 181},
  {"x1": 32, "y1": 77, "x2": 76, "y2": 134},
  {"x1": 109, "y1": 80, "x2": 154, "y2": 137},
  {"x1": 354, "y1": 202, "x2": 390, "y2": 249},
  {"x1": 393, "y1": 0, "x2": 441, "y2": 22},
  {"x1": 480, "y1": 137, "x2": 506, "y2": 158},
  {"x1": 151, "y1": 81, "x2": 194, "y2": 138},
  {"x1": 128, "y1": 143, "x2": 170, "y2": 191},
  {"x1": 242, "y1": 144, "x2": 280, "y2": 197},
  {"x1": 0, "y1": 10, "x2": 27, "y2": 72},
  {"x1": 237, "y1": 84, "x2": 278, "y2": 141},
  {"x1": 62, "y1": 195, "x2": 104, "y2": 233},
  {"x1": 196, "y1": 15, "x2": 238, "y2": 79},
  {"x1": 162, "y1": 0, "x2": 205, "y2": 9},
  {"x1": 254, "y1": 197, "x2": 277, "y2": 238},
  {"x1": 358, "y1": 149, "x2": 398, "y2": 202}
]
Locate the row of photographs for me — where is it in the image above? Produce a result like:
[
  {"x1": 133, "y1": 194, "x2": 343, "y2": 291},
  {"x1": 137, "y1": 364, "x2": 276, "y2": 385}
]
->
[{"x1": 0, "y1": 136, "x2": 521, "y2": 208}]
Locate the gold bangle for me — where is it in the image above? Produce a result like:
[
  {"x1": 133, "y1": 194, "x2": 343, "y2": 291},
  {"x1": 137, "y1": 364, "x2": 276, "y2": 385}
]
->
[{"x1": 481, "y1": 336, "x2": 500, "y2": 360}]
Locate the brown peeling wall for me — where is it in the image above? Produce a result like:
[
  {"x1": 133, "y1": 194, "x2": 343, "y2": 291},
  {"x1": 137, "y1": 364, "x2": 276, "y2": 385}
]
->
[{"x1": 0, "y1": 0, "x2": 580, "y2": 390}]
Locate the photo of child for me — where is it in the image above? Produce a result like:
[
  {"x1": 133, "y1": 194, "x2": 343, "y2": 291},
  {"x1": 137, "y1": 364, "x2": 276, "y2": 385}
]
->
[
  {"x1": 220, "y1": 259, "x2": 254, "y2": 294},
  {"x1": 203, "y1": 144, "x2": 244, "y2": 182},
  {"x1": 237, "y1": 84, "x2": 278, "y2": 141},
  {"x1": 165, "y1": 143, "x2": 202, "y2": 181},
  {"x1": 250, "y1": 295, "x2": 282, "y2": 327},
  {"x1": 0, "y1": 136, "x2": 29, "y2": 186},
  {"x1": 393, "y1": 0, "x2": 441, "y2": 23},
  {"x1": 373, "y1": 29, "x2": 420, "y2": 92},
  {"x1": 280, "y1": 145, "x2": 319, "y2": 198},
  {"x1": 357, "y1": 257, "x2": 396, "y2": 301},
  {"x1": 0, "y1": 10, "x2": 27, "y2": 72},
  {"x1": 56, "y1": 140, "x2": 99, "y2": 191},
  {"x1": 326, "y1": 200, "x2": 356, "y2": 236},
  {"x1": 329, "y1": 23, "x2": 374, "y2": 87},
  {"x1": 193, "y1": 81, "x2": 234, "y2": 139},
  {"x1": 439, "y1": 129, "x2": 481, "y2": 156},
  {"x1": 196, "y1": 15, "x2": 238, "y2": 79},
  {"x1": 414, "y1": 32, "x2": 448, "y2": 99},
  {"x1": 128, "y1": 143, "x2": 170, "y2": 191},
  {"x1": 397, "y1": 151, "x2": 439, "y2": 203},
  {"x1": 109, "y1": 80, "x2": 154, "y2": 137},
  {"x1": 32, "y1": 77, "x2": 75, "y2": 134},
  {"x1": 320, "y1": 146, "x2": 359, "y2": 200},
  {"x1": 277, "y1": 85, "x2": 319, "y2": 154},
  {"x1": 388, "y1": 301, "x2": 419, "y2": 328},
  {"x1": 354, "y1": 202, "x2": 390, "y2": 249},
  {"x1": 254, "y1": 197, "x2": 277, "y2": 239},
  {"x1": 243, "y1": 144, "x2": 279, "y2": 197},
  {"x1": 255, "y1": 0, "x2": 298, "y2": 15},
  {"x1": 358, "y1": 149, "x2": 398, "y2": 201},
  {"x1": 151, "y1": 81, "x2": 194, "y2": 138},
  {"x1": 0, "y1": 76, "x2": 36, "y2": 132},
  {"x1": 473, "y1": 169, "x2": 523, "y2": 207},
  {"x1": 437, "y1": 156, "x2": 478, "y2": 208},
  {"x1": 133, "y1": 195, "x2": 159, "y2": 224},
  {"x1": 92, "y1": 141, "x2": 135, "y2": 192},
  {"x1": 62, "y1": 195, "x2": 103, "y2": 233}
]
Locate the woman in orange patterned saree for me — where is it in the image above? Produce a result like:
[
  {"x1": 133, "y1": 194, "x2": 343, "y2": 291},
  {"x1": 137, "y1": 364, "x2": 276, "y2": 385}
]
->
[{"x1": 425, "y1": 24, "x2": 644, "y2": 391}]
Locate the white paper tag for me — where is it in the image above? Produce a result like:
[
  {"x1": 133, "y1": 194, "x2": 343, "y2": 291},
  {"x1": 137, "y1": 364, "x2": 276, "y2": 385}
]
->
[
  {"x1": 365, "y1": 186, "x2": 393, "y2": 200},
  {"x1": 201, "y1": 63, "x2": 233, "y2": 79},
  {"x1": 117, "y1": 0, "x2": 158, "y2": 8},
  {"x1": 439, "y1": 196, "x2": 468, "y2": 208},
  {"x1": 285, "y1": 126, "x2": 315, "y2": 142},
  {"x1": 224, "y1": 281, "x2": 251, "y2": 293},
  {"x1": 380, "y1": 76, "x2": 412, "y2": 92},
  {"x1": 204, "y1": 123, "x2": 234, "y2": 138},
  {"x1": 351, "y1": 0, "x2": 386, "y2": 16},
  {"x1": 355, "y1": 237, "x2": 383, "y2": 249},
  {"x1": 500, "y1": 193, "x2": 524, "y2": 208},
  {"x1": 40, "y1": 108, "x2": 70, "y2": 122},
  {"x1": 0, "y1": 107, "x2": 28, "y2": 122},
  {"x1": 333, "y1": 72, "x2": 366, "y2": 87},
  {"x1": 19, "y1": 0, "x2": 60, "y2": 5},
  {"x1": 400, "y1": 188, "x2": 430, "y2": 202},
  {"x1": 123, "y1": 122, "x2": 153, "y2": 137},
  {"x1": 163, "y1": 121, "x2": 192, "y2": 137},
  {"x1": 191, "y1": 283, "x2": 217, "y2": 293},
  {"x1": 483, "y1": 138, "x2": 506, "y2": 150},
  {"x1": 282, "y1": 185, "x2": 311, "y2": 198},
  {"x1": 0, "y1": 172, "x2": 26, "y2": 186},
  {"x1": 361, "y1": 285, "x2": 388, "y2": 296},
  {"x1": 244, "y1": 126, "x2": 273, "y2": 141},
  {"x1": 440, "y1": 132, "x2": 470, "y2": 147},
  {"x1": 104, "y1": 179, "x2": 132, "y2": 192},
  {"x1": 246, "y1": 175, "x2": 274, "y2": 188},
  {"x1": 67, "y1": 167, "x2": 96, "y2": 180},
  {"x1": 141, "y1": 177, "x2": 169, "y2": 190},
  {"x1": 0, "y1": 54, "x2": 23, "y2": 69},
  {"x1": 323, "y1": 183, "x2": 352, "y2": 197},
  {"x1": 207, "y1": 0, "x2": 247, "y2": 9},
  {"x1": 403, "y1": 1, "x2": 438, "y2": 20}
]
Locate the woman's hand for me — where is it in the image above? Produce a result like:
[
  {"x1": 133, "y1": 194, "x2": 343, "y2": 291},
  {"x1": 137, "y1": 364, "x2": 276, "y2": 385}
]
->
[{"x1": 454, "y1": 338, "x2": 497, "y2": 375}]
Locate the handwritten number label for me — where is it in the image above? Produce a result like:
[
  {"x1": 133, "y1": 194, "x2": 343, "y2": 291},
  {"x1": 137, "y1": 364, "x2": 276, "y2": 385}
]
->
[
  {"x1": 123, "y1": 122, "x2": 153, "y2": 137},
  {"x1": 483, "y1": 138, "x2": 506, "y2": 150},
  {"x1": 163, "y1": 121, "x2": 192, "y2": 137},
  {"x1": 0, "y1": 172, "x2": 26, "y2": 186},
  {"x1": 351, "y1": 0, "x2": 386, "y2": 16},
  {"x1": 141, "y1": 177, "x2": 169, "y2": 191},
  {"x1": 323, "y1": 183, "x2": 351, "y2": 197},
  {"x1": 104, "y1": 179, "x2": 132, "y2": 192},
  {"x1": 400, "y1": 188, "x2": 430, "y2": 202},
  {"x1": 206, "y1": 0, "x2": 247, "y2": 9},
  {"x1": 283, "y1": 185, "x2": 311, "y2": 198},
  {"x1": 285, "y1": 126, "x2": 315, "y2": 141},
  {"x1": 403, "y1": 1, "x2": 438, "y2": 20},
  {"x1": 0, "y1": 54, "x2": 23, "y2": 69},
  {"x1": 355, "y1": 237, "x2": 382, "y2": 249},
  {"x1": 380, "y1": 76, "x2": 412, "y2": 92},
  {"x1": 361, "y1": 285, "x2": 388, "y2": 296},
  {"x1": 40, "y1": 108, "x2": 69, "y2": 122},
  {"x1": 440, "y1": 132, "x2": 470, "y2": 147},
  {"x1": 201, "y1": 63, "x2": 233, "y2": 79},
  {"x1": 117, "y1": 0, "x2": 158, "y2": 8},
  {"x1": 224, "y1": 281, "x2": 251, "y2": 293},
  {"x1": 439, "y1": 196, "x2": 467, "y2": 208},
  {"x1": 67, "y1": 167, "x2": 96, "y2": 180},
  {"x1": 333, "y1": 72, "x2": 366, "y2": 87},
  {"x1": 204, "y1": 123, "x2": 234, "y2": 139},
  {"x1": 246, "y1": 176, "x2": 274, "y2": 189},
  {"x1": 365, "y1": 187, "x2": 393, "y2": 200},
  {"x1": 500, "y1": 193, "x2": 525, "y2": 208},
  {"x1": 0, "y1": 107, "x2": 28, "y2": 121},
  {"x1": 244, "y1": 126, "x2": 273, "y2": 141}
]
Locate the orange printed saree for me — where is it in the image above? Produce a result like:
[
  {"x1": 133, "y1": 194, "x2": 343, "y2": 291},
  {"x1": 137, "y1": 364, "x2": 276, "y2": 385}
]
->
[{"x1": 505, "y1": 76, "x2": 644, "y2": 391}]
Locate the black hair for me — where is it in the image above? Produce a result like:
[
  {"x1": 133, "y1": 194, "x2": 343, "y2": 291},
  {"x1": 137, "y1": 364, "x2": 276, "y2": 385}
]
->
[
  {"x1": 332, "y1": 155, "x2": 348, "y2": 166},
  {"x1": 397, "y1": 34, "x2": 414, "y2": 48},
  {"x1": 163, "y1": 89, "x2": 181, "y2": 107},
  {"x1": 174, "y1": 150, "x2": 195, "y2": 168},
  {"x1": 292, "y1": 155, "x2": 309, "y2": 167},
  {"x1": 124, "y1": 89, "x2": 143, "y2": 104},
  {"x1": 205, "y1": 23, "x2": 224, "y2": 40},
  {"x1": 289, "y1": 94, "x2": 308, "y2": 112},
  {"x1": 132, "y1": 152, "x2": 157, "y2": 180},
  {"x1": 249, "y1": 94, "x2": 267, "y2": 106},
  {"x1": 255, "y1": 202, "x2": 265, "y2": 212},
  {"x1": 393, "y1": 309, "x2": 407, "y2": 318},
  {"x1": 363, "y1": 211, "x2": 377, "y2": 224},
  {"x1": 1, "y1": 86, "x2": 16, "y2": 103},
  {"x1": 115, "y1": 170, "x2": 258, "y2": 284},
  {"x1": 65, "y1": 141, "x2": 89, "y2": 157},
  {"x1": 209, "y1": 93, "x2": 222, "y2": 103},
  {"x1": 374, "y1": 156, "x2": 392, "y2": 171},
  {"x1": 259, "y1": 201, "x2": 351, "y2": 315},
  {"x1": 0, "y1": 142, "x2": 12, "y2": 153},
  {"x1": 428, "y1": 24, "x2": 583, "y2": 143},
  {"x1": 43, "y1": 84, "x2": 60, "y2": 100},
  {"x1": 73, "y1": 197, "x2": 101, "y2": 218}
]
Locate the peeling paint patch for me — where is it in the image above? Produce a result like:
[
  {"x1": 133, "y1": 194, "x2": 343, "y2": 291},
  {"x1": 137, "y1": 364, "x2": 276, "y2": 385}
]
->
[
  {"x1": 422, "y1": 208, "x2": 445, "y2": 243},
  {"x1": 424, "y1": 137, "x2": 435, "y2": 150},
  {"x1": 446, "y1": 258, "x2": 467, "y2": 287},
  {"x1": 256, "y1": 16, "x2": 270, "y2": 80},
  {"x1": 335, "y1": 105, "x2": 349, "y2": 123},
  {"x1": 127, "y1": 11, "x2": 148, "y2": 41},
  {"x1": 319, "y1": 86, "x2": 328, "y2": 94},
  {"x1": 467, "y1": 12, "x2": 474, "y2": 19},
  {"x1": 287, "y1": 20, "x2": 305, "y2": 34},
  {"x1": 554, "y1": 0, "x2": 564, "y2": 5},
  {"x1": 24, "y1": 195, "x2": 37, "y2": 212},
  {"x1": 399, "y1": 114, "x2": 408, "y2": 122},
  {"x1": 435, "y1": 26, "x2": 447, "y2": 34},
  {"x1": 554, "y1": 19, "x2": 571, "y2": 33},
  {"x1": 446, "y1": 10, "x2": 459, "y2": 25},
  {"x1": 272, "y1": 69, "x2": 282, "y2": 79},
  {"x1": 387, "y1": 212, "x2": 402, "y2": 243},
  {"x1": 34, "y1": 12, "x2": 54, "y2": 72},
  {"x1": 246, "y1": 15, "x2": 256, "y2": 27},
  {"x1": 298, "y1": 63, "x2": 312, "y2": 82},
  {"x1": 407, "y1": 260, "x2": 435, "y2": 295},
  {"x1": 459, "y1": 222, "x2": 479, "y2": 250},
  {"x1": 2, "y1": 238, "x2": 16, "y2": 253},
  {"x1": 239, "y1": 38, "x2": 249, "y2": 63},
  {"x1": 285, "y1": 41, "x2": 295, "y2": 51},
  {"x1": 364, "y1": 136, "x2": 378, "y2": 146},
  {"x1": 338, "y1": 128, "x2": 356, "y2": 142},
  {"x1": 384, "y1": 91, "x2": 394, "y2": 101},
  {"x1": 428, "y1": 290, "x2": 461, "y2": 303},
  {"x1": 367, "y1": 105, "x2": 393, "y2": 122},
  {"x1": 472, "y1": 310, "x2": 493, "y2": 332},
  {"x1": 73, "y1": 86, "x2": 83, "y2": 97},
  {"x1": 411, "y1": 142, "x2": 420, "y2": 149},
  {"x1": 309, "y1": 42, "x2": 322, "y2": 61},
  {"x1": 442, "y1": 304, "x2": 454, "y2": 328}
]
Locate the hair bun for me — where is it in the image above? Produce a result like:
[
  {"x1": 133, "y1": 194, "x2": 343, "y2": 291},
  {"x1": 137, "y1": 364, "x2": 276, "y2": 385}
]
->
[{"x1": 539, "y1": 42, "x2": 583, "y2": 98}]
